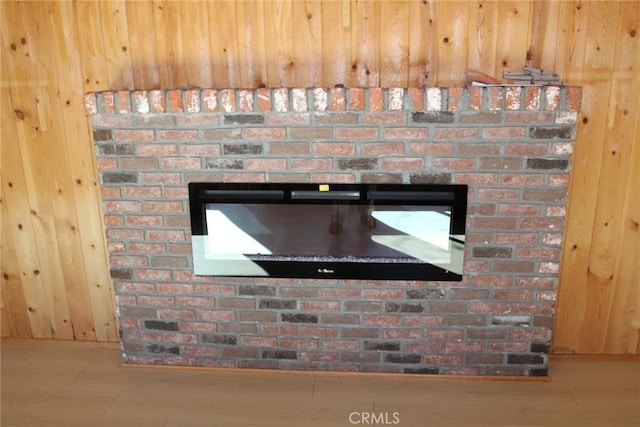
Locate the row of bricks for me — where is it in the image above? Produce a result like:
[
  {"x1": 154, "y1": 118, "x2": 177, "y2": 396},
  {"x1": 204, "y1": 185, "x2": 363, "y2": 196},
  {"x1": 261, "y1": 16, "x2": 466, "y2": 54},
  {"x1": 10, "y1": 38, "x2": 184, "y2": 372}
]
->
[{"x1": 84, "y1": 86, "x2": 582, "y2": 116}]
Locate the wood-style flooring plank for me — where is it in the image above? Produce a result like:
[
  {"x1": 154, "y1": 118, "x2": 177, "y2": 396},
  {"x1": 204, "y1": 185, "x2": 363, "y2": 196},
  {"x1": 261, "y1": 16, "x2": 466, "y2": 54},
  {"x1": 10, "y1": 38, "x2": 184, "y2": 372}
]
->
[{"x1": 1, "y1": 339, "x2": 638, "y2": 427}]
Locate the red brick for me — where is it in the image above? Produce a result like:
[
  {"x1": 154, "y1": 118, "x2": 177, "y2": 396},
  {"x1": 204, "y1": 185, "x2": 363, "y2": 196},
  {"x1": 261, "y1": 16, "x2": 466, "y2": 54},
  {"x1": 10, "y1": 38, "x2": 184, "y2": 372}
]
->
[
  {"x1": 501, "y1": 174, "x2": 544, "y2": 186},
  {"x1": 468, "y1": 86, "x2": 483, "y2": 110},
  {"x1": 133, "y1": 91, "x2": 150, "y2": 114},
  {"x1": 147, "y1": 230, "x2": 185, "y2": 241},
  {"x1": 102, "y1": 91, "x2": 115, "y2": 114},
  {"x1": 477, "y1": 189, "x2": 520, "y2": 201},
  {"x1": 384, "y1": 127, "x2": 428, "y2": 140},
  {"x1": 114, "y1": 129, "x2": 154, "y2": 142},
  {"x1": 505, "y1": 86, "x2": 522, "y2": 110},
  {"x1": 384, "y1": 329, "x2": 423, "y2": 339},
  {"x1": 447, "y1": 87, "x2": 463, "y2": 112},
  {"x1": 362, "y1": 142, "x2": 404, "y2": 155},
  {"x1": 280, "y1": 338, "x2": 318, "y2": 350},
  {"x1": 104, "y1": 200, "x2": 142, "y2": 213},
  {"x1": 129, "y1": 243, "x2": 165, "y2": 254},
  {"x1": 469, "y1": 302, "x2": 512, "y2": 314},
  {"x1": 425, "y1": 329, "x2": 464, "y2": 340},
  {"x1": 505, "y1": 111, "x2": 552, "y2": 123},
  {"x1": 157, "y1": 129, "x2": 198, "y2": 141},
  {"x1": 410, "y1": 143, "x2": 454, "y2": 155},
  {"x1": 482, "y1": 127, "x2": 525, "y2": 139},
  {"x1": 494, "y1": 290, "x2": 535, "y2": 301},
  {"x1": 198, "y1": 310, "x2": 236, "y2": 321},
  {"x1": 110, "y1": 255, "x2": 147, "y2": 267},
  {"x1": 223, "y1": 173, "x2": 266, "y2": 183},
  {"x1": 404, "y1": 342, "x2": 444, "y2": 353},
  {"x1": 256, "y1": 88, "x2": 271, "y2": 112},
  {"x1": 291, "y1": 158, "x2": 331, "y2": 170},
  {"x1": 299, "y1": 301, "x2": 340, "y2": 311},
  {"x1": 167, "y1": 90, "x2": 183, "y2": 112},
  {"x1": 97, "y1": 158, "x2": 117, "y2": 170},
  {"x1": 496, "y1": 233, "x2": 538, "y2": 245},
  {"x1": 349, "y1": 88, "x2": 365, "y2": 110},
  {"x1": 202, "y1": 89, "x2": 218, "y2": 112},
  {"x1": 494, "y1": 261, "x2": 535, "y2": 273},
  {"x1": 474, "y1": 217, "x2": 517, "y2": 230},
  {"x1": 137, "y1": 295, "x2": 175, "y2": 307},
  {"x1": 321, "y1": 340, "x2": 360, "y2": 351},
  {"x1": 405, "y1": 316, "x2": 445, "y2": 326},
  {"x1": 445, "y1": 342, "x2": 484, "y2": 353},
  {"x1": 142, "y1": 172, "x2": 182, "y2": 185},
  {"x1": 407, "y1": 87, "x2": 424, "y2": 111},
  {"x1": 148, "y1": 90, "x2": 166, "y2": 113},
  {"x1": 566, "y1": 87, "x2": 582, "y2": 111},
  {"x1": 487, "y1": 87, "x2": 504, "y2": 110},
  {"x1": 84, "y1": 93, "x2": 97, "y2": 115},
  {"x1": 177, "y1": 296, "x2": 215, "y2": 308},
  {"x1": 220, "y1": 89, "x2": 236, "y2": 112},
  {"x1": 299, "y1": 326, "x2": 338, "y2": 338},
  {"x1": 455, "y1": 173, "x2": 498, "y2": 185},
  {"x1": 498, "y1": 204, "x2": 541, "y2": 216},
  {"x1": 144, "y1": 201, "x2": 183, "y2": 213},
  {"x1": 362, "y1": 289, "x2": 403, "y2": 299},
  {"x1": 165, "y1": 188, "x2": 189, "y2": 200},
  {"x1": 545, "y1": 86, "x2": 561, "y2": 110},
  {"x1": 505, "y1": 143, "x2": 547, "y2": 155},
  {"x1": 363, "y1": 112, "x2": 406, "y2": 125},
  {"x1": 312, "y1": 88, "x2": 328, "y2": 111},
  {"x1": 335, "y1": 127, "x2": 378, "y2": 140},
  {"x1": 107, "y1": 229, "x2": 144, "y2": 240},
  {"x1": 162, "y1": 157, "x2": 200, "y2": 169},
  {"x1": 381, "y1": 158, "x2": 425, "y2": 170},
  {"x1": 363, "y1": 315, "x2": 402, "y2": 326},
  {"x1": 330, "y1": 88, "x2": 346, "y2": 111},
  {"x1": 291, "y1": 88, "x2": 307, "y2": 112},
  {"x1": 432, "y1": 158, "x2": 476, "y2": 170},
  {"x1": 180, "y1": 144, "x2": 221, "y2": 156},
  {"x1": 157, "y1": 283, "x2": 195, "y2": 294},
  {"x1": 388, "y1": 88, "x2": 404, "y2": 111},
  {"x1": 470, "y1": 275, "x2": 514, "y2": 288},
  {"x1": 517, "y1": 247, "x2": 560, "y2": 259},
  {"x1": 238, "y1": 89, "x2": 254, "y2": 112},
  {"x1": 300, "y1": 352, "x2": 338, "y2": 363},
  {"x1": 272, "y1": 88, "x2": 290, "y2": 112},
  {"x1": 117, "y1": 91, "x2": 131, "y2": 113},
  {"x1": 435, "y1": 127, "x2": 478, "y2": 140},
  {"x1": 245, "y1": 158, "x2": 287, "y2": 170},
  {"x1": 525, "y1": 87, "x2": 541, "y2": 110},
  {"x1": 457, "y1": 143, "x2": 501, "y2": 156},
  {"x1": 489, "y1": 342, "x2": 528, "y2": 352},
  {"x1": 137, "y1": 144, "x2": 178, "y2": 156},
  {"x1": 369, "y1": 88, "x2": 384, "y2": 112},
  {"x1": 519, "y1": 218, "x2": 563, "y2": 230},
  {"x1": 244, "y1": 127, "x2": 286, "y2": 140},
  {"x1": 267, "y1": 113, "x2": 310, "y2": 126},
  {"x1": 426, "y1": 87, "x2": 442, "y2": 111},
  {"x1": 312, "y1": 142, "x2": 355, "y2": 156}
]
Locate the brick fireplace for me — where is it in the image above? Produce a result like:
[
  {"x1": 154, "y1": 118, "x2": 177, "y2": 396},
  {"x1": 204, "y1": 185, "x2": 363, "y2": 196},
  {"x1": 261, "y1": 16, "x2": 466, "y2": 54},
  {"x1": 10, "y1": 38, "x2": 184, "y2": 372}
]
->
[{"x1": 84, "y1": 85, "x2": 580, "y2": 376}]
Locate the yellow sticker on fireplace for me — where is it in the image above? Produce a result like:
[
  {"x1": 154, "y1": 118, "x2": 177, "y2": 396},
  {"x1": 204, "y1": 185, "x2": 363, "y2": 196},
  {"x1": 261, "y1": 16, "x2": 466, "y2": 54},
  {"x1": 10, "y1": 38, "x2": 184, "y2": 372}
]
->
[{"x1": 319, "y1": 184, "x2": 329, "y2": 192}]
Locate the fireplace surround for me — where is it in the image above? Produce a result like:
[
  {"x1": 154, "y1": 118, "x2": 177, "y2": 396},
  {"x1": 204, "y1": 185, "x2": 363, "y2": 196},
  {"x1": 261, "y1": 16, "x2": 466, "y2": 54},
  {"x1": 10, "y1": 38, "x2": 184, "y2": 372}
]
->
[{"x1": 85, "y1": 85, "x2": 580, "y2": 376}]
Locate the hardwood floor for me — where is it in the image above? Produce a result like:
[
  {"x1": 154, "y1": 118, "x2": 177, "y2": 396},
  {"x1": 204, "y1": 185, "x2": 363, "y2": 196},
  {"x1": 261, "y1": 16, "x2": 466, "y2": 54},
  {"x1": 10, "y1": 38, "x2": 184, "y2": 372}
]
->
[{"x1": 1, "y1": 338, "x2": 638, "y2": 426}]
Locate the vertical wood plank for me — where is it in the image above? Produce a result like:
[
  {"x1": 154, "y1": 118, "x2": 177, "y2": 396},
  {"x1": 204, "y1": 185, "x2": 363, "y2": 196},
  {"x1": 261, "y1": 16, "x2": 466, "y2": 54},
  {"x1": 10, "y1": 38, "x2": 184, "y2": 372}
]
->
[
  {"x1": 292, "y1": 0, "x2": 322, "y2": 87},
  {"x1": 263, "y1": 0, "x2": 293, "y2": 87},
  {"x1": 351, "y1": 0, "x2": 380, "y2": 87},
  {"x1": 433, "y1": 1, "x2": 469, "y2": 86},
  {"x1": 552, "y1": 0, "x2": 593, "y2": 353},
  {"x1": 321, "y1": 0, "x2": 351, "y2": 87},
  {"x1": 98, "y1": 0, "x2": 135, "y2": 90},
  {"x1": 125, "y1": 1, "x2": 160, "y2": 89},
  {"x1": 598, "y1": 1, "x2": 640, "y2": 354},
  {"x1": 235, "y1": 1, "x2": 268, "y2": 88},
  {"x1": 55, "y1": 1, "x2": 119, "y2": 341},
  {"x1": 209, "y1": 0, "x2": 240, "y2": 88},
  {"x1": 179, "y1": 1, "x2": 213, "y2": 88},
  {"x1": 408, "y1": 0, "x2": 436, "y2": 87},
  {"x1": 493, "y1": 1, "x2": 532, "y2": 77},
  {"x1": 379, "y1": 0, "x2": 409, "y2": 87},
  {"x1": 0, "y1": 47, "x2": 32, "y2": 338}
]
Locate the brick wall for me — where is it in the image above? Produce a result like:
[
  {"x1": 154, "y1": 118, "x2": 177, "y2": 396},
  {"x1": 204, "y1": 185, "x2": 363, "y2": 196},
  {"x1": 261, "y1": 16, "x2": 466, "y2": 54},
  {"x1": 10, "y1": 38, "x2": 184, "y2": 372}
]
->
[{"x1": 85, "y1": 86, "x2": 580, "y2": 376}]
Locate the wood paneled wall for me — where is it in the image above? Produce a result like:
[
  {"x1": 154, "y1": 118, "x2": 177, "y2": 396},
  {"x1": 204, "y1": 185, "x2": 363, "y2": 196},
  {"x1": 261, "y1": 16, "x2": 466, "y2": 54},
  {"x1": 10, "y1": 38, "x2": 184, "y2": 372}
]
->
[{"x1": 1, "y1": 1, "x2": 638, "y2": 353}]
